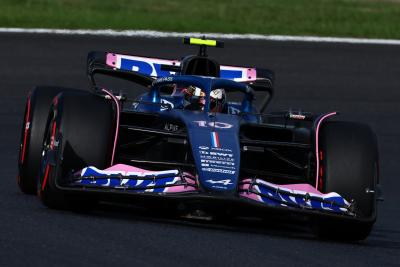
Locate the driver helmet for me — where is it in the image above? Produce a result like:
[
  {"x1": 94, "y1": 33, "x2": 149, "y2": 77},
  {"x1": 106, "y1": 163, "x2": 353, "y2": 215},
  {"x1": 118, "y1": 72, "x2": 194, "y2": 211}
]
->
[
  {"x1": 210, "y1": 89, "x2": 226, "y2": 113},
  {"x1": 182, "y1": 85, "x2": 206, "y2": 110}
]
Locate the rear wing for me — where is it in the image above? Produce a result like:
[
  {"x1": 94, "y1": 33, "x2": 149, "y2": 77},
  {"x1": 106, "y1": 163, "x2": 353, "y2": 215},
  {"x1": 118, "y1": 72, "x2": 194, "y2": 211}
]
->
[
  {"x1": 87, "y1": 51, "x2": 274, "y2": 112},
  {"x1": 88, "y1": 51, "x2": 273, "y2": 85}
]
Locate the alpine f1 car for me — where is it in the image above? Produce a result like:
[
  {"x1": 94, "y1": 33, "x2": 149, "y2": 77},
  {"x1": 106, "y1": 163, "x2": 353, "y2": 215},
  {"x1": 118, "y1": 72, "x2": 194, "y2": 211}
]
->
[{"x1": 17, "y1": 37, "x2": 380, "y2": 240}]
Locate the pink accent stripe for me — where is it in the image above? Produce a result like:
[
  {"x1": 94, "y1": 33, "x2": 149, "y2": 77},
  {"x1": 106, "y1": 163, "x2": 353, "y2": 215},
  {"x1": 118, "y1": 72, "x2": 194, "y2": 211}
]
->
[
  {"x1": 106, "y1": 53, "x2": 117, "y2": 68},
  {"x1": 246, "y1": 68, "x2": 257, "y2": 81},
  {"x1": 239, "y1": 192, "x2": 262, "y2": 202},
  {"x1": 102, "y1": 89, "x2": 120, "y2": 166},
  {"x1": 164, "y1": 185, "x2": 197, "y2": 193},
  {"x1": 315, "y1": 112, "x2": 337, "y2": 188},
  {"x1": 280, "y1": 184, "x2": 322, "y2": 195},
  {"x1": 240, "y1": 182, "x2": 251, "y2": 190},
  {"x1": 100, "y1": 165, "x2": 197, "y2": 184},
  {"x1": 105, "y1": 164, "x2": 146, "y2": 172}
]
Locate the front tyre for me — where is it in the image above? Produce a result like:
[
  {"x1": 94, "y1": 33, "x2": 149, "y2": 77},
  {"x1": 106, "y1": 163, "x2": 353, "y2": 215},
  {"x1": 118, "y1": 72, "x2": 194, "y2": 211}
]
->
[
  {"x1": 18, "y1": 87, "x2": 81, "y2": 194},
  {"x1": 38, "y1": 90, "x2": 116, "y2": 209},
  {"x1": 315, "y1": 121, "x2": 379, "y2": 241}
]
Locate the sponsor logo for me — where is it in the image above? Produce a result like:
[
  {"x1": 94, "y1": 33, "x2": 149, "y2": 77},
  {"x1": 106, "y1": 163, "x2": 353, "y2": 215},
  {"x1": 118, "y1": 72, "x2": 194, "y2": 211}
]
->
[
  {"x1": 152, "y1": 76, "x2": 173, "y2": 86},
  {"x1": 209, "y1": 121, "x2": 233, "y2": 129},
  {"x1": 199, "y1": 150, "x2": 233, "y2": 158},
  {"x1": 205, "y1": 179, "x2": 233, "y2": 186},
  {"x1": 289, "y1": 114, "x2": 306, "y2": 120},
  {"x1": 201, "y1": 159, "x2": 235, "y2": 166},
  {"x1": 201, "y1": 168, "x2": 235, "y2": 174},
  {"x1": 193, "y1": 121, "x2": 233, "y2": 129},
  {"x1": 210, "y1": 151, "x2": 233, "y2": 157},
  {"x1": 118, "y1": 55, "x2": 178, "y2": 77},
  {"x1": 211, "y1": 147, "x2": 232, "y2": 152},
  {"x1": 164, "y1": 123, "x2": 179, "y2": 132}
]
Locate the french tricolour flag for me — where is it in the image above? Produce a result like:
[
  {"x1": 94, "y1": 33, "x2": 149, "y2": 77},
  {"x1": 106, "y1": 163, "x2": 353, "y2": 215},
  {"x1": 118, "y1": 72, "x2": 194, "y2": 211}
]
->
[{"x1": 210, "y1": 132, "x2": 220, "y2": 148}]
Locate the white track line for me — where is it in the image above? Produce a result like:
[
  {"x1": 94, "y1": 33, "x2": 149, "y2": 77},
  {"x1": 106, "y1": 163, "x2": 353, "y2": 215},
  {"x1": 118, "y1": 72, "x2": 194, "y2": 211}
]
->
[{"x1": 1, "y1": 27, "x2": 400, "y2": 45}]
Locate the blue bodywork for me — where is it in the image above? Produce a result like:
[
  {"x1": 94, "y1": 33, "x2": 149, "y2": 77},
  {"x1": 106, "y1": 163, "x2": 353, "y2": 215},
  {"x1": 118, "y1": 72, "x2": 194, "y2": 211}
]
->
[
  {"x1": 72, "y1": 75, "x2": 352, "y2": 215},
  {"x1": 133, "y1": 75, "x2": 257, "y2": 193}
]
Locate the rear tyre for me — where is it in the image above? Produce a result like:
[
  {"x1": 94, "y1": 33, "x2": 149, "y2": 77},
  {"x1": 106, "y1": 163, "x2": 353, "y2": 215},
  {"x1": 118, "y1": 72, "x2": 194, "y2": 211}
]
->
[
  {"x1": 315, "y1": 121, "x2": 379, "y2": 241},
  {"x1": 38, "y1": 90, "x2": 116, "y2": 209},
  {"x1": 17, "y1": 87, "x2": 80, "y2": 194}
]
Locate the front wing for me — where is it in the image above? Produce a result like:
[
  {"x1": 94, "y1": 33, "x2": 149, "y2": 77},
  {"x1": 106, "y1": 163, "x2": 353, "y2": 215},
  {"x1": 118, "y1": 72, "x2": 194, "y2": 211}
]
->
[{"x1": 68, "y1": 164, "x2": 355, "y2": 217}]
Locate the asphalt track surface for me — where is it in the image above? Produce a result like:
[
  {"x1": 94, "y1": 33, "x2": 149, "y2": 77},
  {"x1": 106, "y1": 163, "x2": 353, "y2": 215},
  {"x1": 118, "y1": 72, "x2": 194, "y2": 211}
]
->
[{"x1": 0, "y1": 33, "x2": 399, "y2": 266}]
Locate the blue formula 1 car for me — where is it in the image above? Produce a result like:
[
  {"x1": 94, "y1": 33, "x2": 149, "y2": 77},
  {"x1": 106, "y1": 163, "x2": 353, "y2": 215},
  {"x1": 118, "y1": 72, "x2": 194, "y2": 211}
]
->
[{"x1": 17, "y1": 38, "x2": 380, "y2": 240}]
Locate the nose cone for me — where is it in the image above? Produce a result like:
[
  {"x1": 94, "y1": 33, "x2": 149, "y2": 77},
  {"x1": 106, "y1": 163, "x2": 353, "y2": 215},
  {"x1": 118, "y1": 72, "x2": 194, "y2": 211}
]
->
[{"x1": 184, "y1": 112, "x2": 241, "y2": 193}]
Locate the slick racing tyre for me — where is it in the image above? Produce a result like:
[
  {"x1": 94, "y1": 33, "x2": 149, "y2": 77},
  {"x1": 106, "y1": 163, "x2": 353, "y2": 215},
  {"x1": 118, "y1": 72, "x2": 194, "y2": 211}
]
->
[
  {"x1": 38, "y1": 90, "x2": 116, "y2": 209},
  {"x1": 18, "y1": 87, "x2": 80, "y2": 194},
  {"x1": 315, "y1": 121, "x2": 379, "y2": 241}
]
